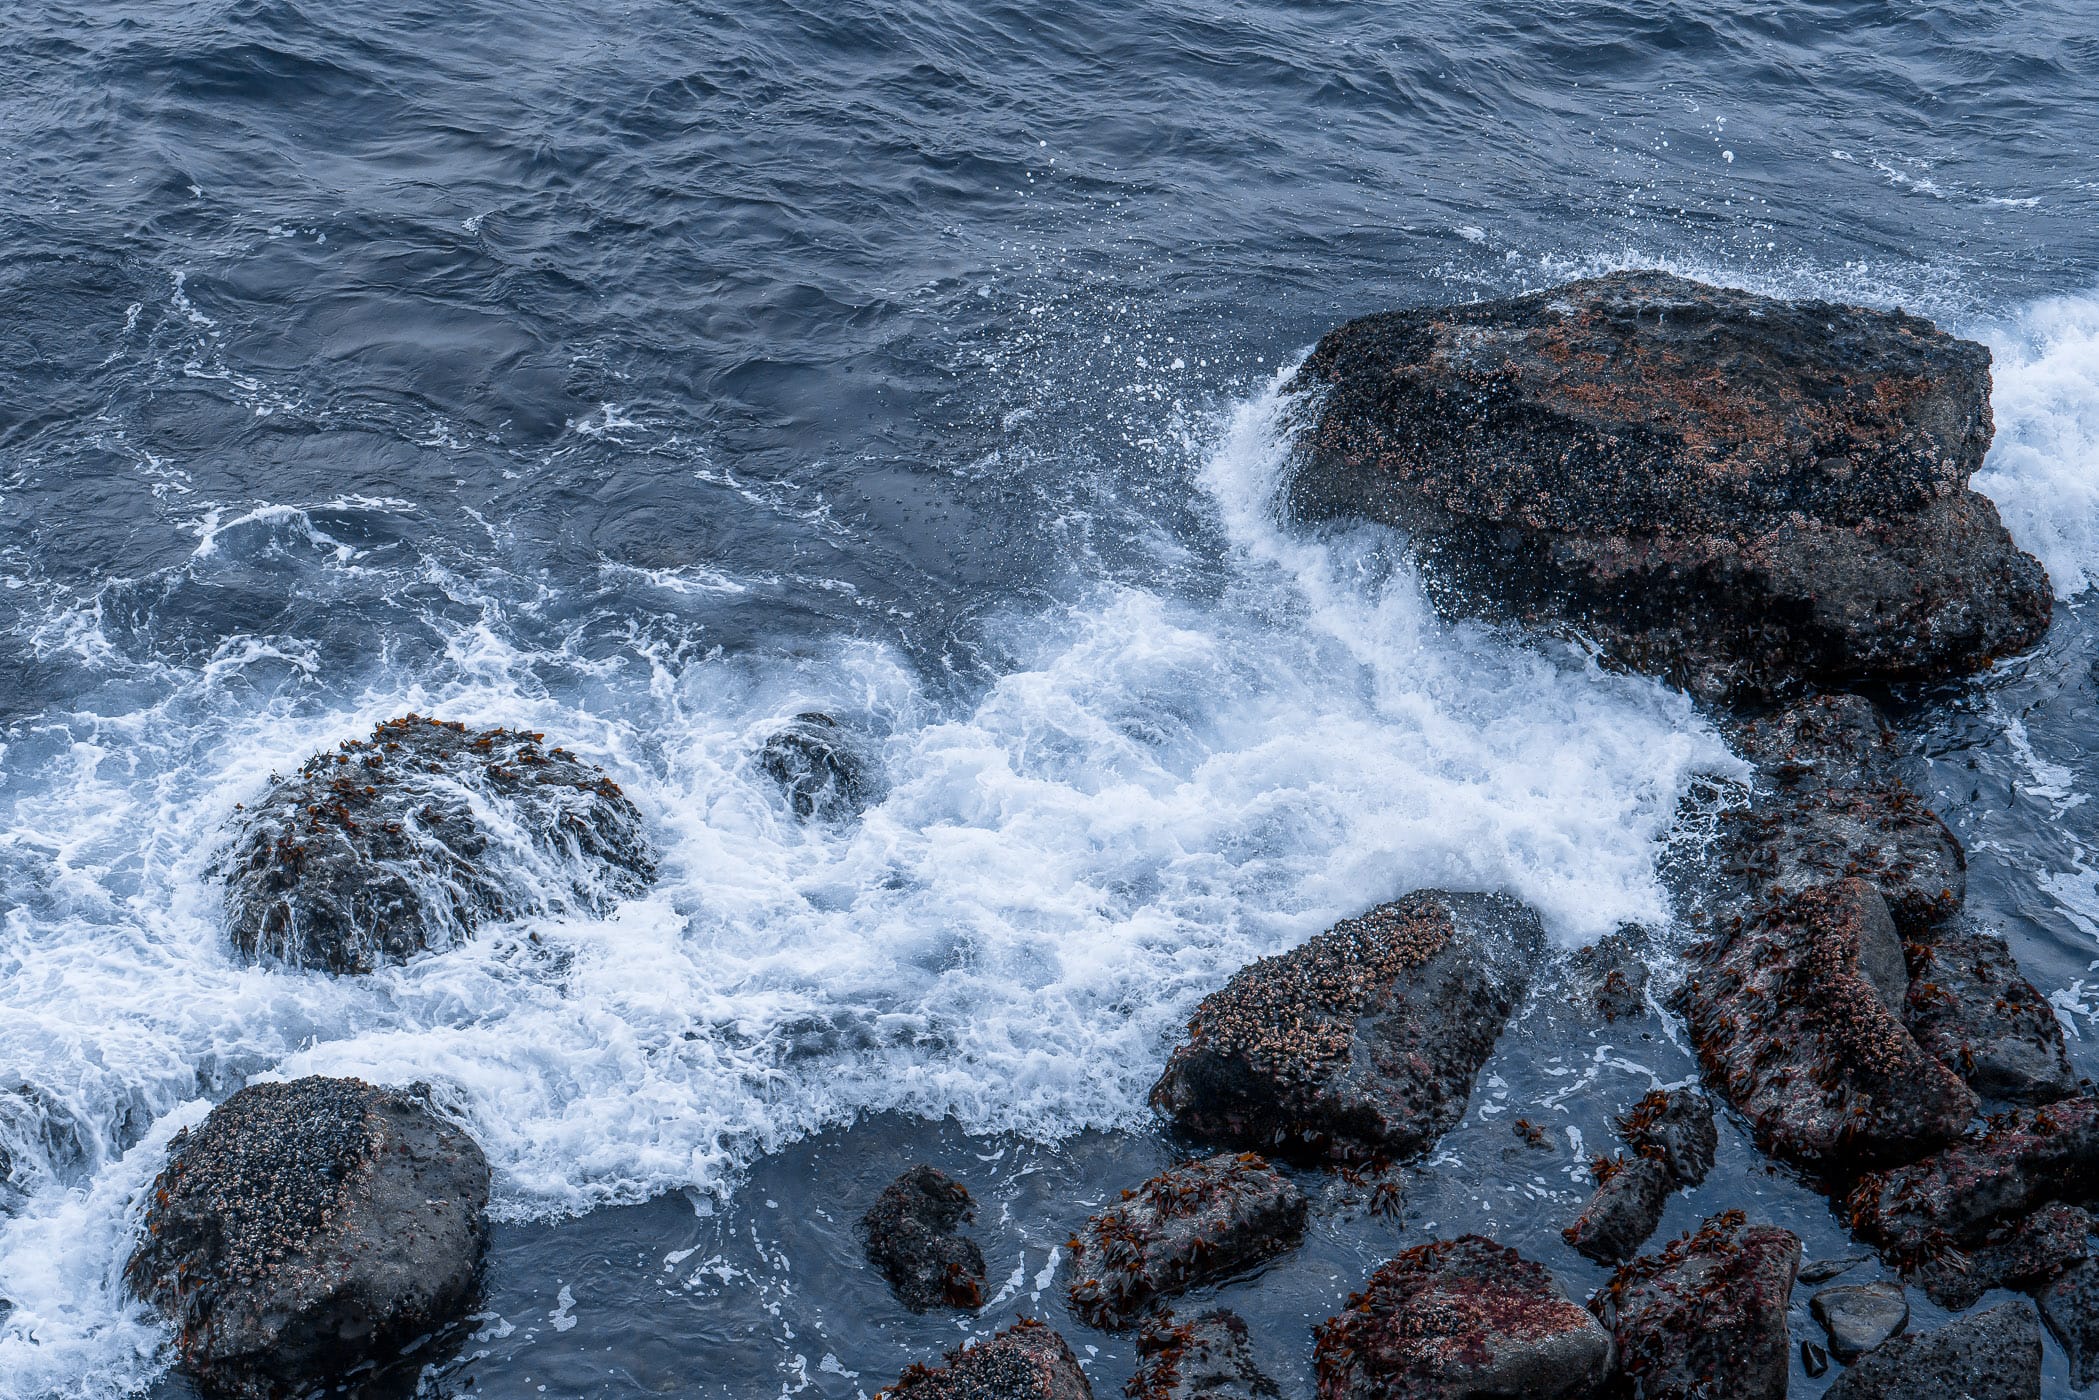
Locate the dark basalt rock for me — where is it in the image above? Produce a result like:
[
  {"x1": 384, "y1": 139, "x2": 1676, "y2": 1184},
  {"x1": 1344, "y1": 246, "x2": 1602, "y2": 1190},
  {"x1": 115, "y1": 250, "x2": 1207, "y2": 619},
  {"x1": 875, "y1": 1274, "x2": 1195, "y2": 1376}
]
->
[
  {"x1": 2038, "y1": 1258, "x2": 2099, "y2": 1390},
  {"x1": 1286, "y1": 271, "x2": 2051, "y2": 699},
  {"x1": 222, "y1": 715, "x2": 653, "y2": 974},
  {"x1": 1905, "y1": 919, "x2": 2078, "y2": 1105},
  {"x1": 1566, "y1": 926, "x2": 1651, "y2": 1023},
  {"x1": 1618, "y1": 1089, "x2": 1718, "y2": 1188},
  {"x1": 862, "y1": 1165, "x2": 987, "y2": 1311},
  {"x1": 759, "y1": 711, "x2": 871, "y2": 821},
  {"x1": 1591, "y1": 1211, "x2": 1801, "y2": 1400},
  {"x1": 1564, "y1": 1091, "x2": 1717, "y2": 1264},
  {"x1": 1315, "y1": 1235, "x2": 1611, "y2": 1400},
  {"x1": 1129, "y1": 1310, "x2": 1282, "y2": 1400},
  {"x1": 1798, "y1": 1254, "x2": 1870, "y2": 1284},
  {"x1": 1069, "y1": 1152, "x2": 1307, "y2": 1330},
  {"x1": 1809, "y1": 1281, "x2": 1908, "y2": 1362},
  {"x1": 1681, "y1": 878, "x2": 1976, "y2": 1173},
  {"x1": 126, "y1": 1076, "x2": 489, "y2": 1400},
  {"x1": 1150, "y1": 890, "x2": 1544, "y2": 1163},
  {"x1": 881, "y1": 1318, "x2": 1093, "y2": 1400},
  {"x1": 1908, "y1": 1201, "x2": 2090, "y2": 1311},
  {"x1": 1822, "y1": 1300, "x2": 2042, "y2": 1400}
]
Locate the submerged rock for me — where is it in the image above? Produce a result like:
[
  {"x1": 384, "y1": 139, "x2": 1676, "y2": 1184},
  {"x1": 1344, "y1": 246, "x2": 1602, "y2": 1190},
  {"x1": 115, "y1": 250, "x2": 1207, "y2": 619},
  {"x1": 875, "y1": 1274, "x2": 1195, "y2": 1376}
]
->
[
  {"x1": 1822, "y1": 1300, "x2": 2042, "y2": 1400},
  {"x1": 222, "y1": 716, "x2": 653, "y2": 974},
  {"x1": 126, "y1": 1076, "x2": 489, "y2": 1400},
  {"x1": 1315, "y1": 1235, "x2": 1611, "y2": 1400},
  {"x1": 862, "y1": 1165, "x2": 987, "y2": 1311},
  {"x1": 1150, "y1": 890, "x2": 1543, "y2": 1163},
  {"x1": 1592, "y1": 1211, "x2": 1800, "y2": 1400},
  {"x1": 1068, "y1": 1152, "x2": 1307, "y2": 1330},
  {"x1": 881, "y1": 1318, "x2": 1092, "y2": 1400},
  {"x1": 1286, "y1": 271, "x2": 2051, "y2": 698},
  {"x1": 1564, "y1": 1091, "x2": 1717, "y2": 1264},
  {"x1": 759, "y1": 711, "x2": 871, "y2": 820},
  {"x1": 1130, "y1": 1310, "x2": 1282, "y2": 1400},
  {"x1": 1905, "y1": 919, "x2": 2079, "y2": 1105},
  {"x1": 1809, "y1": 1280, "x2": 1908, "y2": 1362}
]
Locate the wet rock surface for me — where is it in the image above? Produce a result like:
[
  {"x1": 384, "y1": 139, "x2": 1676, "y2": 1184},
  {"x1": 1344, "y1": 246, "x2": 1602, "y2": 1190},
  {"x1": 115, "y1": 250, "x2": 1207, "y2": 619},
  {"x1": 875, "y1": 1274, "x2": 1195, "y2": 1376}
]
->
[
  {"x1": 759, "y1": 711, "x2": 872, "y2": 820},
  {"x1": 1905, "y1": 919, "x2": 2079, "y2": 1105},
  {"x1": 1286, "y1": 271, "x2": 2051, "y2": 698},
  {"x1": 1129, "y1": 1310, "x2": 1282, "y2": 1400},
  {"x1": 1565, "y1": 926, "x2": 1651, "y2": 1023},
  {"x1": 1910, "y1": 1200, "x2": 2090, "y2": 1310},
  {"x1": 1809, "y1": 1280, "x2": 1908, "y2": 1362},
  {"x1": 126, "y1": 1076, "x2": 490, "y2": 1400},
  {"x1": 1822, "y1": 1299, "x2": 2042, "y2": 1400},
  {"x1": 1150, "y1": 890, "x2": 1543, "y2": 1163},
  {"x1": 862, "y1": 1165, "x2": 987, "y2": 1311},
  {"x1": 221, "y1": 715, "x2": 653, "y2": 973},
  {"x1": 882, "y1": 1318, "x2": 1093, "y2": 1400},
  {"x1": 2039, "y1": 1257, "x2": 2099, "y2": 1390},
  {"x1": 1315, "y1": 1235, "x2": 1610, "y2": 1400},
  {"x1": 1069, "y1": 1152, "x2": 1306, "y2": 1330},
  {"x1": 1564, "y1": 1091, "x2": 1716, "y2": 1264},
  {"x1": 1592, "y1": 1211, "x2": 1801, "y2": 1400}
]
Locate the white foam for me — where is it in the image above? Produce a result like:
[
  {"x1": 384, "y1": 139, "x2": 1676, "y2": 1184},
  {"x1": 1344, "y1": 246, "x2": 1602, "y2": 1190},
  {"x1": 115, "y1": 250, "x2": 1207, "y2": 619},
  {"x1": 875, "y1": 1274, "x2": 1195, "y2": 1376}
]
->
[{"x1": 1971, "y1": 289, "x2": 2099, "y2": 599}]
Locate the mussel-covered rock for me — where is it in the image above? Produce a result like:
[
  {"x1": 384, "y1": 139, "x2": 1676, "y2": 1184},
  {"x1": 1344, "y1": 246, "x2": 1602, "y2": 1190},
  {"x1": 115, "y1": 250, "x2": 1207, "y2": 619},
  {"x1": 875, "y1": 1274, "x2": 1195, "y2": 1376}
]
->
[
  {"x1": 1130, "y1": 1310, "x2": 1282, "y2": 1400},
  {"x1": 1150, "y1": 890, "x2": 1543, "y2": 1163},
  {"x1": 759, "y1": 711, "x2": 871, "y2": 820},
  {"x1": 879, "y1": 1318, "x2": 1092, "y2": 1400},
  {"x1": 1315, "y1": 1235, "x2": 1611, "y2": 1400},
  {"x1": 222, "y1": 715, "x2": 653, "y2": 974},
  {"x1": 1068, "y1": 1152, "x2": 1307, "y2": 1329},
  {"x1": 1287, "y1": 271, "x2": 2051, "y2": 698},
  {"x1": 126, "y1": 1076, "x2": 489, "y2": 1400},
  {"x1": 862, "y1": 1165, "x2": 986, "y2": 1311},
  {"x1": 1822, "y1": 1300, "x2": 2041, "y2": 1400},
  {"x1": 1592, "y1": 1212, "x2": 1800, "y2": 1400}
]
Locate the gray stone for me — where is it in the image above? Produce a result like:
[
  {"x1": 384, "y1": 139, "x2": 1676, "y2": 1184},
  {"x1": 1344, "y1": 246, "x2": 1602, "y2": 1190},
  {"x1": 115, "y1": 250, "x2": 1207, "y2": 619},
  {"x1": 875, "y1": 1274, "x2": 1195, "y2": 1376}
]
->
[
  {"x1": 1823, "y1": 1300, "x2": 2041, "y2": 1400},
  {"x1": 1810, "y1": 1281, "x2": 1908, "y2": 1362}
]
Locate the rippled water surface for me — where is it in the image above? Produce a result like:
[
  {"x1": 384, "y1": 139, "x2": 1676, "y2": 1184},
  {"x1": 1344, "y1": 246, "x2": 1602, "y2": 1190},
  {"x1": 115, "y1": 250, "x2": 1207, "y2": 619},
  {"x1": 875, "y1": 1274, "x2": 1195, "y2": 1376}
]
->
[{"x1": 3, "y1": 2, "x2": 2098, "y2": 1396}]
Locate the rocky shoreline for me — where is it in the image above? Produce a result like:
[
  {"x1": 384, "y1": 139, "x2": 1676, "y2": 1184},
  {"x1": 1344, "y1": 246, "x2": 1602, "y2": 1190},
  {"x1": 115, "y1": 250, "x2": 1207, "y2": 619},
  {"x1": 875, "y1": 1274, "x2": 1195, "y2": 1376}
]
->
[{"x1": 115, "y1": 274, "x2": 2092, "y2": 1399}]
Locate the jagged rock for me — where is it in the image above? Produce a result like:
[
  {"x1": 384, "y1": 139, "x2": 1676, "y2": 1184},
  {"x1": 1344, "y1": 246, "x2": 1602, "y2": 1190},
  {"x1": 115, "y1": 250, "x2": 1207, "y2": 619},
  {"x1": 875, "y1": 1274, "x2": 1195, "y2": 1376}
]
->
[
  {"x1": 2038, "y1": 1258, "x2": 2099, "y2": 1390},
  {"x1": 221, "y1": 716, "x2": 653, "y2": 973},
  {"x1": 1316, "y1": 1236, "x2": 1611, "y2": 1400},
  {"x1": 1906, "y1": 920, "x2": 2079, "y2": 1105},
  {"x1": 1735, "y1": 694, "x2": 1901, "y2": 788},
  {"x1": 1068, "y1": 1152, "x2": 1307, "y2": 1329},
  {"x1": 1810, "y1": 1281, "x2": 1908, "y2": 1362},
  {"x1": 1909, "y1": 1201, "x2": 2090, "y2": 1310},
  {"x1": 1681, "y1": 878, "x2": 1976, "y2": 1173},
  {"x1": 759, "y1": 711, "x2": 871, "y2": 820},
  {"x1": 1150, "y1": 890, "x2": 1543, "y2": 1163},
  {"x1": 1591, "y1": 1211, "x2": 1800, "y2": 1400},
  {"x1": 880, "y1": 1319, "x2": 1092, "y2": 1400},
  {"x1": 1130, "y1": 1311, "x2": 1281, "y2": 1400},
  {"x1": 126, "y1": 1077, "x2": 489, "y2": 1400},
  {"x1": 1618, "y1": 1089, "x2": 1718, "y2": 1187},
  {"x1": 1566, "y1": 926, "x2": 1650, "y2": 1023},
  {"x1": 1285, "y1": 272, "x2": 2051, "y2": 698},
  {"x1": 1564, "y1": 1091, "x2": 1717, "y2": 1264},
  {"x1": 1822, "y1": 1300, "x2": 2041, "y2": 1400},
  {"x1": 862, "y1": 1165, "x2": 986, "y2": 1311}
]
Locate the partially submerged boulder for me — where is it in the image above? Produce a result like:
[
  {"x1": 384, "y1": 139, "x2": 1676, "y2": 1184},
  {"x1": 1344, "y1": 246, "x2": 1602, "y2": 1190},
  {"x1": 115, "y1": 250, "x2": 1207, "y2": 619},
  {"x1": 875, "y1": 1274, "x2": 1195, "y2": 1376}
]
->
[
  {"x1": 1151, "y1": 890, "x2": 1543, "y2": 1163},
  {"x1": 126, "y1": 1077, "x2": 489, "y2": 1400},
  {"x1": 1068, "y1": 1152, "x2": 1307, "y2": 1329},
  {"x1": 1286, "y1": 271, "x2": 2051, "y2": 698},
  {"x1": 1130, "y1": 1310, "x2": 1282, "y2": 1400},
  {"x1": 223, "y1": 716, "x2": 653, "y2": 973},
  {"x1": 862, "y1": 1165, "x2": 986, "y2": 1311},
  {"x1": 1591, "y1": 1211, "x2": 1800, "y2": 1400},
  {"x1": 1822, "y1": 1300, "x2": 2041, "y2": 1400},
  {"x1": 880, "y1": 1319, "x2": 1092, "y2": 1400},
  {"x1": 1905, "y1": 920, "x2": 2078, "y2": 1105},
  {"x1": 1315, "y1": 1235, "x2": 1611, "y2": 1400},
  {"x1": 1565, "y1": 926, "x2": 1651, "y2": 1023},
  {"x1": 1809, "y1": 1280, "x2": 1908, "y2": 1362},
  {"x1": 759, "y1": 711, "x2": 872, "y2": 820},
  {"x1": 2038, "y1": 1258, "x2": 2099, "y2": 1390},
  {"x1": 1564, "y1": 1091, "x2": 1717, "y2": 1264}
]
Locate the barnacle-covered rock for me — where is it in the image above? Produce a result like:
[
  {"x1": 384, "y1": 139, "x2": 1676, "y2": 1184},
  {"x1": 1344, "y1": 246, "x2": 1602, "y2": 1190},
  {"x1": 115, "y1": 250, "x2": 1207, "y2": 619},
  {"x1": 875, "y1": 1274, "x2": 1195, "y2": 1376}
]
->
[
  {"x1": 126, "y1": 1076, "x2": 489, "y2": 1400},
  {"x1": 1068, "y1": 1152, "x2": 1306, "y2": 1330},
  {"x1": 1904, "y1": 919, "x2": 2078, "y2": 1106},
  {"x1": 1287, "y1": 272, "x2": 2051, "y2": 699},
  {"x1": 879, "y1": 1318, "x2": 1092, "y2": 1400},
  {"x1": 1822, "y1": 1300, "x2": 2041, "y2": 1400},
  {"x1": 862, "y1": 1165, "x2": 986, "y2": 1311},
  {"x1": 1129, "y1": 1310, "x2": 1281, "y2": 1400},
  {"x1": 222, "y1": 715, "x2": 653, "y2": 974},
  {"x1": 1591, "y1": 1211, "x2": 1800, "y2": 1400},
  {"x1": 759, "y1": 711, "x2": 872, "y2": 820},
  {"x1": 1315, "y1": 1235, "x2": 1611, "y2": 1400},
  {"x1": 1150, "y1": 890, "x2": 1544, "y2": 1163}
]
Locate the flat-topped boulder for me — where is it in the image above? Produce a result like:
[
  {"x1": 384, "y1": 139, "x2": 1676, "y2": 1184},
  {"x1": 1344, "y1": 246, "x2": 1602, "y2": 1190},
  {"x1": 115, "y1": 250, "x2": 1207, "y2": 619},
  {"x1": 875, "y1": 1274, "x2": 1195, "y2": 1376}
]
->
[
  {"x1": 126, "y1": 1076, "x2": 489, "y2": 1400},
  {"x1": 1287, "y1": 271, "x2": 2051, "y2": 698},
  {"x1": 1151, "y1": 890, "x2": 1543, "y2": 1163},
  {"x1": 222, "y1": 715, "x2": 654, "y2": 973}
]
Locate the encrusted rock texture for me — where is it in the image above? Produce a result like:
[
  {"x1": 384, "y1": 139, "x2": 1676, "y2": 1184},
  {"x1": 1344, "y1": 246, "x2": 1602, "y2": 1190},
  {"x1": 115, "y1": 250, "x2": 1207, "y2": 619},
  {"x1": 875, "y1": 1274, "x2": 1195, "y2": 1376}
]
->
[
  {"x1": 126, "y1": 1076, "x2": 490, "y2": 1400},
  {"x1": 881, "y1": 1318, "x2": 1093, "y2": 1400},
  {"x1": 1150, "y1": 889, "x2": 1543, "y2": 1163},
  {"x1": 760, "y1": 710, "x2": 873, "y2": 820},
  {"x1": 863, "y1": 1165, "x2": 987, "y2": 1311},
  {"x1": 1564, "y1": 1090, "x2": 1716, "y2": 1263},
  {"x1": 222, "y1": 715, "x2": 653, "y2": 973},
  {"x1": 1128, "y1": 1310, "x2": 1281, "y2": 1400},
  {"x1": 1315, "y1": 1235, "x2": 1611, "y2": 1400},
  {"x1": 1591, "y1": 1211, "x2": 1800, "y2": 1400},
  {"x1": 1286, "y1": 270, "x2": 2051, "y2": 698},
  {"x1": 1069, "y1": 1152, "x2": 1307, "y2": 1330},
  {"x1": 1822, "y1": 1299, "x2": 2042, "y2": 1400},
  {"x1": 1905, "y1": 919, "x2": 2078, "y2": 1105}
]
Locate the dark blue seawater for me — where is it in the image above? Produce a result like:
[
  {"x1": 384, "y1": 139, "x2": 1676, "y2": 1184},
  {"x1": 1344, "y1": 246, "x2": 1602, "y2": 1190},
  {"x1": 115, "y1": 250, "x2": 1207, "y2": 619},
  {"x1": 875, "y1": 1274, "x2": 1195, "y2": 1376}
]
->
[{"x1": 2, "y1": 2, "x2": 2098, "y2": 1396}]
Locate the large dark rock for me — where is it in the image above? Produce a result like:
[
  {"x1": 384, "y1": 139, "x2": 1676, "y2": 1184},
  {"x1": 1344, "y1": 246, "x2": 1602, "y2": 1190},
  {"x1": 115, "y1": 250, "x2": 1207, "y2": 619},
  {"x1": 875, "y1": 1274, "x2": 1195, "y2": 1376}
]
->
[
  {"x1": 2038, "y1": 1257, "x2": 2099, "y2": 1390},
  {"x1": 862, "y1": 1165, "x2": 986, "y2": 1311},
  {"x1": 126, "y1": 1077, "x2": 489, "y2": 1400},
  {"x1": 1591, "y1": 1211, "x2": 1800, "y2": 1400},
  {"x1": 1069, "y1": 1152, "x2": 1306, "y2": 1329},
  {"x1": 1286, "y1": 272, "x2": 2051, "y2": 698},
  {"x1": 1150, "y1": 890, "x2": 1543, "y2": 1163},
  {"x1": 1130, "y1": 1311, "x2": 1282, "y2": 1400},
  {"x1": 759, "y1": 711, "x2": 872, "y2": 821},
  {"x1": 1822, "y1": 1300, "x2": 2041, "y2": 1400},
  {"x1": 1564, "y1": 1091, "x2": 1717, "y2": 1264},
  {"x1": 1809, "y1": 1280, "x2": 1908, "y2": 1362},
  {"x1": 881, "y1": 1319, "x2": 1092, "y2": 1400},
  {"x1": 222, "y1": 716, "x2": 653, "y2": 973},
  {"x1": 1907, "y1": 1201, "x2": 2091, "y2": 1310},
  {"x1": 1315, "y1": 1235, "x2": 1611, "y2": 1400},
  {"x1": 1681, "y1": 878, "x2": 1976, "y2": 1173},
  {"x1": 1906, "y1": 919, "x2": 2078, "y2": 1105}
]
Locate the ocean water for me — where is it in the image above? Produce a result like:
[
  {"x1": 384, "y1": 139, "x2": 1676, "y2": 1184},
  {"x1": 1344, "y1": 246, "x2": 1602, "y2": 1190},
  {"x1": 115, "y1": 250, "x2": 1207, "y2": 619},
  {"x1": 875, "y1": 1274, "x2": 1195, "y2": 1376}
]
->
[{"x1": 1, "y1": 2, "x2": 2096, "y2": 1396}]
